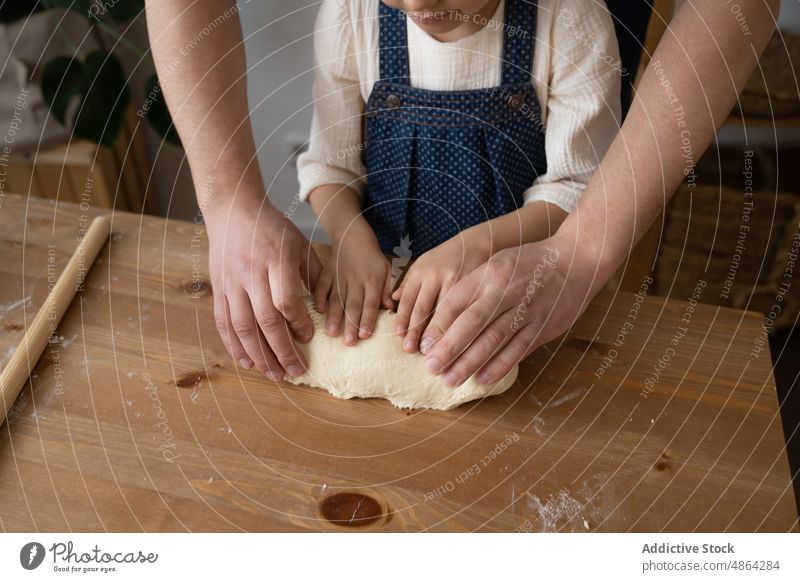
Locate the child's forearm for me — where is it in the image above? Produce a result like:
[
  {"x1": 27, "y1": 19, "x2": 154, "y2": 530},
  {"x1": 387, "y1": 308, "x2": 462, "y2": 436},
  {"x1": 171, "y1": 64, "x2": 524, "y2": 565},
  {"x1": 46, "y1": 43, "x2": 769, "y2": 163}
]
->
[
  {"x1": 308, "y1": 184, "x2": 376, "y2": 244},
  {"x1": 460, "y1": 201, "x2": 568, "y2": 256}
]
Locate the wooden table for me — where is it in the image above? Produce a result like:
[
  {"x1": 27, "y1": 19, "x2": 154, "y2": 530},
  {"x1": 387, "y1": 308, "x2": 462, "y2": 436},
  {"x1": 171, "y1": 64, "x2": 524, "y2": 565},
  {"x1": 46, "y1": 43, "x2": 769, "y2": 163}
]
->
[{"x1": 0, "y1": 194, "x2": 796, "y2": 532}]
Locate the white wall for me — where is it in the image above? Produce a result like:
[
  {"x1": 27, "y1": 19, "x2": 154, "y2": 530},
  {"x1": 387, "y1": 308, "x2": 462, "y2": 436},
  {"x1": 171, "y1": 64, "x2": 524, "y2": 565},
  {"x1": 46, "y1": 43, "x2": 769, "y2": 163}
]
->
[
  {"x1": 780, "y1": 1, "x2": 799, "y2": 34},
  {"x1": 240, "y1": 0, "x2": 322, "y2": 239}
]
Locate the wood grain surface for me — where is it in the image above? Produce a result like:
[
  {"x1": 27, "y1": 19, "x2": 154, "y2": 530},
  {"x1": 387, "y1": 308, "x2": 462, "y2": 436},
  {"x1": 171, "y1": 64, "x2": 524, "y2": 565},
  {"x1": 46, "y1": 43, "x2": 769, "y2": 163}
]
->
[{"x1": 0, "y1": 194, "x2": 796, "y2": 532}]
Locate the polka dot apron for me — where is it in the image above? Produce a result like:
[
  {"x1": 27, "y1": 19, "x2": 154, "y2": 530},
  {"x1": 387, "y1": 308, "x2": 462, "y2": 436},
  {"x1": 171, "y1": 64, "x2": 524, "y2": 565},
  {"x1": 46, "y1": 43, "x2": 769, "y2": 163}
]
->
[{"x1": 363, "y1": 0, "x2": 548, "y2": 255}]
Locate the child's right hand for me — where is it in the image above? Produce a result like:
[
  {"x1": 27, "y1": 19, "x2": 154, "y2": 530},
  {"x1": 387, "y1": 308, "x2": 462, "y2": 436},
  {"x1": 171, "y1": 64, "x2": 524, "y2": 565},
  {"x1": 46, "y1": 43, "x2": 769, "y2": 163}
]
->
[{"x1": 314, "y1": 223, "x2": 394, "y2": 345}]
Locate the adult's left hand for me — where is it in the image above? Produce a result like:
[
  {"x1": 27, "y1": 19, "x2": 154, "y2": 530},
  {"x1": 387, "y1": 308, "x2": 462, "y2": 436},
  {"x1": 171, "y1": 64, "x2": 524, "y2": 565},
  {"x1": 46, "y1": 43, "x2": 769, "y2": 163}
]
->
[{"x1": 418, "y1": 233, "x2": 603, "y2": 386}]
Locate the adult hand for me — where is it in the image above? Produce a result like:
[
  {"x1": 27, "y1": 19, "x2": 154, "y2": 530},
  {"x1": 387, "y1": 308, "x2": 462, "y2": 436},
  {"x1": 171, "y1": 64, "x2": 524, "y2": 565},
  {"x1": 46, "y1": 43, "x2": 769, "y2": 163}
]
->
[
  {"x1": 419, "y1": 233, "x2": 601, "y2": 386},
  {"x1": 205, "y1": 193, "x2": 322, "y2": 381}
]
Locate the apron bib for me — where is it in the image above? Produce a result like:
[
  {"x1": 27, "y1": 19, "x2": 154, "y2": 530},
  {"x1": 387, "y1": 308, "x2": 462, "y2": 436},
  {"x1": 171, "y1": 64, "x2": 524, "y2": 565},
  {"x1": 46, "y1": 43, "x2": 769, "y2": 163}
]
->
[{"x1": 363, "y1": 0, "x2": 548, "y2": 255}]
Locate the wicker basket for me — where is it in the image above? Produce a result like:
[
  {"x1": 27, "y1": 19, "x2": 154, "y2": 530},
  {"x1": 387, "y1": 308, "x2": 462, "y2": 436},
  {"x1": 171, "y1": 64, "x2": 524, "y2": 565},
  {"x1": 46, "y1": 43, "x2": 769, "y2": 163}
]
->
[
  {"x1": 656, "y1": 183, "x2": 800, "y2": 331},
  {"x1": 733, "y1": 29, "x2": 800, "y2": 119}
]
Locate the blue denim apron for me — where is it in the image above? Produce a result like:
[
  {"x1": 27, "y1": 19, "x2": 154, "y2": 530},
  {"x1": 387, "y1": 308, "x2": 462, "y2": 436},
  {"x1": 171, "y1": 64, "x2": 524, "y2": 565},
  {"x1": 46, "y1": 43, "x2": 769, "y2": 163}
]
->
[
  {"x1": 363, "y1": 0, "x2": 547, "y2": 255},
  {"x1": 604, "y1": 0, "x2": 653, "y2": 117}
]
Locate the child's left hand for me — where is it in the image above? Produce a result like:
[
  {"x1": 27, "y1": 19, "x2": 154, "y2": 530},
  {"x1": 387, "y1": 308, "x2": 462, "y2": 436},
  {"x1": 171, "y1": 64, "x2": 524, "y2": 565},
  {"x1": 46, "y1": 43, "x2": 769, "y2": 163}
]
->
[{"x1": 392, "y1": 234, "x2": 491, "y2": 353}]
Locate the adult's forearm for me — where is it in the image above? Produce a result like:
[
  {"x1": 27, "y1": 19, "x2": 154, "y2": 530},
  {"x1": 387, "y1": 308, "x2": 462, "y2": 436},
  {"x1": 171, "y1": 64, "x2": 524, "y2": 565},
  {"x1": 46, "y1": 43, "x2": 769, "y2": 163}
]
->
[
  {"x1": 144, "y1": 0, "x2": 264, "y2": 211},
  {"x1": 558, "y1": 0, "x2": 779, "y2": 285}
]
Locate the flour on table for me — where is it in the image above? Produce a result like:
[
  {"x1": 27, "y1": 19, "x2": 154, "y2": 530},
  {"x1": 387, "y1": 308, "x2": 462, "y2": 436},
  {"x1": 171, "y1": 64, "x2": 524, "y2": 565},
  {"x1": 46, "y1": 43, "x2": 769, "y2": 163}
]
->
[
  {"x1": 526, "y1": 488, "x2": 584, "y2": 532},
  {"x1": 284, "y1": 298, "x2": 518, "y2": 410}
]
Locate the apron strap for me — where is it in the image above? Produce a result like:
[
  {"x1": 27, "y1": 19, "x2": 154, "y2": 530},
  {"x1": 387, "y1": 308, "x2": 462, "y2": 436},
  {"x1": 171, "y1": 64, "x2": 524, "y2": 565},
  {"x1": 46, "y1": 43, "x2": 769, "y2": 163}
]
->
[
  {"x1": 378, "y1": 2, "x2": 411, "y2": 85},
  {"x1": 501, "y1": 0, "x2": 538, "y2": 86}
]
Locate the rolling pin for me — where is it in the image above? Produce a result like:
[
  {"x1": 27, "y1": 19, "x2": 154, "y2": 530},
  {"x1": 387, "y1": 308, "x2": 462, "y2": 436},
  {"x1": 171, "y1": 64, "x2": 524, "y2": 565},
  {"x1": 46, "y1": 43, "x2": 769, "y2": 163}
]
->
[{"x1": 0, "y1": 216, "x2": 111, "y2": 427}]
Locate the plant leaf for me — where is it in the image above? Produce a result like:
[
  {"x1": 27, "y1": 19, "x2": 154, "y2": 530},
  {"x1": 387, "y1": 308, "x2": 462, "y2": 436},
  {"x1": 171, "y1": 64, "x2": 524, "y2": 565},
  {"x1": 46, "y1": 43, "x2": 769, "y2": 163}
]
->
[
  {"x1": 45, "y1": 0, "x2": 97, "y2": 21},
  {"x1": 143, "y1": 74, "x2": 181, "y2": 147},
  {"x1": 105, "y1": 0, "x2": 145, "y2": 23},
  {"x1": 46, "y1": 0, "x2": 144, "y2": 23},
  {"x1": 0, "y1": 1, "x2": 44, "y2": 24},
  {"x1": 42, "y1": 56, "x2": 85, "y2": 124},
  {"x1": 42, "y1": 50, "x2": 130, "y2": 146}
]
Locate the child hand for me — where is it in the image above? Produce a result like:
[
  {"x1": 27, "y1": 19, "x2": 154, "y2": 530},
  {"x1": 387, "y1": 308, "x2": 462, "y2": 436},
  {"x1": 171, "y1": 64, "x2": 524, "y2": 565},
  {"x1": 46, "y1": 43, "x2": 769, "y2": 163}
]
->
[
  {"x1": 392, "y1": 234, "x2": 491, "y2": 353},
  {"x1": 314, "y1": 224, "x2": 394, "y2": 345}
]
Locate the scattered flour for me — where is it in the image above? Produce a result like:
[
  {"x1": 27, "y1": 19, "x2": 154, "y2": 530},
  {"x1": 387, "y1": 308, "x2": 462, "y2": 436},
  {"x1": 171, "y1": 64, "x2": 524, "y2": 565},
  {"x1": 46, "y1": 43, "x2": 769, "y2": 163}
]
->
[
  {"x1": 1, "y1": 346, "x2": 17, "y2": 368},
  {"x1": 531, "y1": 415, "x2": 546, "y2": 436},
  {"x1": 521, "y1": 473, "x2": 613, "y2": 532},
  {"x1": 526, "y1": 488, "x2": 584, "y2": 532},
  {"x1": 526, "y1": 387, "x2": 588, "y2": 435},
  {"x1": 0, "y1": 295, "x2": 32, "y2": 316},
  {"x1": 59, "y1": 334, "x2": 78, "y2": 349},
  {"x1": 545, "y1": 387, "x2": 589, "y2": 410},
  {"x1": 527, "y1": 392, "x2": 543, "y2": 408}
]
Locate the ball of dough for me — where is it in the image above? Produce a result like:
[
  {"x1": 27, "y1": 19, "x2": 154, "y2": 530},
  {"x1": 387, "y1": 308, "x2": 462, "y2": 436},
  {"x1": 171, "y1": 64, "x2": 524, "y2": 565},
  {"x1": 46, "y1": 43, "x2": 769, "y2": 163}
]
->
[{"x1": 284, "y1": 299, "x2": 518, "y2": 410}]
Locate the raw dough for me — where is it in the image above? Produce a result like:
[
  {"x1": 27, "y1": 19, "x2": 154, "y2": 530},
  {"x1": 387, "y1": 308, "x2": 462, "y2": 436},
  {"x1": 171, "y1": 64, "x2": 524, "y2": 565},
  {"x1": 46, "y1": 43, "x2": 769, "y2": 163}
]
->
[{"x1": 284, "y1": 299, "x2": 518, "y2": 410}]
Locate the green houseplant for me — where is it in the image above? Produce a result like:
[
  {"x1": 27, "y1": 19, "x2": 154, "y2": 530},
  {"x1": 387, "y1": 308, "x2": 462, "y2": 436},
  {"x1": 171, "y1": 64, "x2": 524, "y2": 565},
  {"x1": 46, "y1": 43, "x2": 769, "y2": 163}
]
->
[{"x1": 3, "y1": 0, "x2": 179, "y2": 147}]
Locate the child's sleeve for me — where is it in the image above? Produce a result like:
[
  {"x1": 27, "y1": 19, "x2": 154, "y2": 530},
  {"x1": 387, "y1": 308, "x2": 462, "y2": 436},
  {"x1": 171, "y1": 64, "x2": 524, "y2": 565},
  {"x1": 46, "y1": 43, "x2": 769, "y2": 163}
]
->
[
  {"x1": 523, "y1": 0, "x2": 622, "y2": 212},
  {"x1": 297, "y1": 0, "x2": 366, "y2": 202}
]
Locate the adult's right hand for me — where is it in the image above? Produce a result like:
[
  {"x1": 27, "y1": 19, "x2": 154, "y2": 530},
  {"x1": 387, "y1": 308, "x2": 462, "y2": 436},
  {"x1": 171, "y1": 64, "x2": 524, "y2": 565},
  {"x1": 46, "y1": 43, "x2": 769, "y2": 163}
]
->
[
  {"x1": 419, "y1": 232, "x2": 604, "y2": 386},
  {"x1": 204, "y1": 193, "x2": 322, "y2": 381}
]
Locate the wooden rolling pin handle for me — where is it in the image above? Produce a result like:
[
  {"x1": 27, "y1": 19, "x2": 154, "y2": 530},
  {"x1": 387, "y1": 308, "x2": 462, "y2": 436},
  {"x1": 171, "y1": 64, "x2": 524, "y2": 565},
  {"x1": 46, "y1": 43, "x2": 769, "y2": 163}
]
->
[{"x1": 0, "y1": 215, "x2": 111, "y2": 427}]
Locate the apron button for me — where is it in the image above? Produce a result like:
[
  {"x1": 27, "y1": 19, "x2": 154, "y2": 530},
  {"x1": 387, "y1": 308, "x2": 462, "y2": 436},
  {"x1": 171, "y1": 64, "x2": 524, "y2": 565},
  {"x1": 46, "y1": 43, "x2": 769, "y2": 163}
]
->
[
  {"x1": 506, "y1": 93, "x2": 527, "y2": 111},
  {"x1": 385, "y1": 94, "x2": 402, "y2": 109}
]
